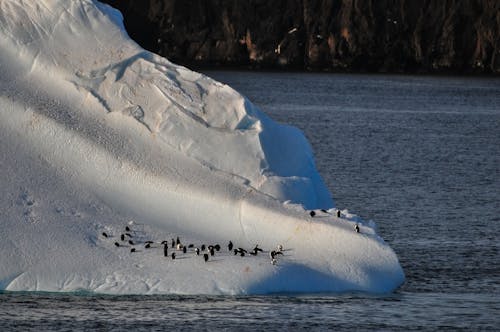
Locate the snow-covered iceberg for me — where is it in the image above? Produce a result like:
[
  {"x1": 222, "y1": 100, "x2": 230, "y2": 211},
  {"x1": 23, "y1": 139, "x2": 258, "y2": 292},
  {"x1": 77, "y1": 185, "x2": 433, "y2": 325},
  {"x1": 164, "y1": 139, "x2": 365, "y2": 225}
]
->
[{"x1": 0, "y1": 0, "x2": 404, "y2": 294}]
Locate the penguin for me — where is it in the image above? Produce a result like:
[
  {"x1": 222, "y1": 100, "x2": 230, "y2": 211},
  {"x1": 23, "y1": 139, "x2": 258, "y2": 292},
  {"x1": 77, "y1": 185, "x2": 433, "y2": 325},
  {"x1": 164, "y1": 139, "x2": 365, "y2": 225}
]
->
[
  {"x1": 228, "y1": 241, "x2": 233, "y2": 251},
  {"x1": 250, "y1": 250, "x2": 258, "y2": 256},
  {"x1": 183, "y1": 246, "x2": 187, "y2": 254},
  {"x1": 201, "y1": 244, "x2": 206, "y2": 251},
  {"x1": 125, "y1": 226, "x2": 130, "y2": 232},
  {"x1": 336, "y1": 210, "x2": 341, "y2": 218},
  {"x1": 130, "y1": 248, "x2": 136, "y2": 253},
  {"x1": 161, "y1": 240, "x2": 168, "y2": 245},
  {"x1": 145, "y1": 243, "x2": 151, "y2": 249},
  {"x1": 240, "y1": 252, "x2": 245, "y2": 257},
  {"x1": 214, "y1": 244, "x2": 221, "y2": 251},
  {"x1": 171, "y1": 239, "x2": 175, "y2": 248},
  {"x1": 271, "y1": 258, "x2": 277, "y2": 265},
  {"x1": 209, "y1": 248, "x2": 215, "y2": 256},
  {"x1": 114, "y1": 242, "x2": 120, "y2": 247},
  {"x1": 176, "y1": 237, "x2": 180, "y2": 245},
  {"x1": 128, "y1": 240, "x2": 134, "y2": 245},
  {"x1": 237, "y1": 248, "x2": 247, "y2": 254},
  {"x1": 309, "y1": 210, "x2": 316, "y2": 217},
  {"x1": 121, "y1": 234, "x2": 125, "y2": 241},
  {"x1": 176, "y1": 243, "x2": 183, "y2": 250},
  {"x1": 125, "y1": 233, "x2": 132, "y2": 238},
  {"x1": 195, "y1": 248, "x2": 200, "y2": 255},
  {"x1": 253, "y1": 245, "x2": 263, "y2": 253},
  {"x1": 188, "y1": 244, "x2": 194, "y2": 248},
  {"x1": 321, "y1": 209, "x2": 328, "y2": 213},
  {"x1": 203, "y1": 253, "x2": 209, "y2": 262},
  {"x1": 171, "y1": 252, "x2": 176, "y2": 260},
  {"x1": 234, "y1": 249, "x2": 238, "y2": 255},
  {"x1": 102, "y1": 232, "x2": 108, "y2": 238},
  {"x1": 355, "y1": 224, "x2": 360, "y2": 233},
  {"x1": 208, "y1": 245, "x2": 214, "y2": 251},
  {"x1": 163, "y1": 243, "x2": 168, "y2": 257}
]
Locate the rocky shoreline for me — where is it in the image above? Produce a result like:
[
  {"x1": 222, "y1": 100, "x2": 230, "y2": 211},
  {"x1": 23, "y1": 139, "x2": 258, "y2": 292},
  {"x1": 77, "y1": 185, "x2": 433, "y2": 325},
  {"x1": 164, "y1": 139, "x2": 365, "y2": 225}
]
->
[{"x1": 102, "y1": 0, "x2": 499, "y2": 74}]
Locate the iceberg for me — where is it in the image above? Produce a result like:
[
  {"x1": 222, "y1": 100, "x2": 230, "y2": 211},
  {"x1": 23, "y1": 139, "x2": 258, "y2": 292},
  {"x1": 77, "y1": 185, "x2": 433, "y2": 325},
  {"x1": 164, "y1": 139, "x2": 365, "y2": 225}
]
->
[{"x1": 0, "y1": 0, "x2": 404, "y2": 294}]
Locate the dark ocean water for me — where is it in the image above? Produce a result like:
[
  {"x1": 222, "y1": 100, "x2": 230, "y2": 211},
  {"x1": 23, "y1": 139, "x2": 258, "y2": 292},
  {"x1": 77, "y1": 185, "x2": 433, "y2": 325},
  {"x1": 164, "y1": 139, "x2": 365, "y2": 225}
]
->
[{"x1": 1, "y1": 72, "x2": 499, "y2": 330}]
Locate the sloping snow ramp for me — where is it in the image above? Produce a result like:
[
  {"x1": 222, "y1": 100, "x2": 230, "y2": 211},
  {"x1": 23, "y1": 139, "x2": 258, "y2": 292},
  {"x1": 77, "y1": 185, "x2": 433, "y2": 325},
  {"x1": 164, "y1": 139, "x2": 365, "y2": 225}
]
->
[{"x1": 0, "y1": 0, "x2": 404, "y2": 294}]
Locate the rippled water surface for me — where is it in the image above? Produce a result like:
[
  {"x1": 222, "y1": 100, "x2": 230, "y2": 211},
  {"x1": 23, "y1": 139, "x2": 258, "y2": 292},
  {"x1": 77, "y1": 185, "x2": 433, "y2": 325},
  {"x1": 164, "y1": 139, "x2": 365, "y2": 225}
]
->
[{"x1": 1, "y1": 72, "x2": 499, "y2": 330}]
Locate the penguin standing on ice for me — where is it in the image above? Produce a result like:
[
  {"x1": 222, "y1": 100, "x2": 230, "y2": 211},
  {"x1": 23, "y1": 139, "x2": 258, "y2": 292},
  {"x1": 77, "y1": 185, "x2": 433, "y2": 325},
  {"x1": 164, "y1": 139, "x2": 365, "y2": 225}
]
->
[
  {"x1": 336, "y1": 210, "x2": 341, "y2": 218},
  {"x1": 203, "y1": 253, "x2": 209, "y2": 262},
  {"x1": 121, "y1": 234, "x2": 125, "y2": 241},
  {"x1": 114, "y1": 242, "x2": 120, "y2": 247},
  {"x1": 102, "y1": 232, "x2": 108, "y2": 238},
  {"x1": 163, "y1": 242, "x2": 168, "y2": 257},
  {"x1": 355, "y1": 224, "x2": 360, "y2": 233},
  {"x1": 195, "y1": 248, "x2": 200, "y2": 255},
  {"x1": 125, "y1": 226, "x2": 131, "y2": 232},
  {"x1": 171, "y1": 252, "x2": 176, "y2": 260},
  {"x1": 309, "y1": 210, "x2": 316, "y2": 217},
  {"x1": 171, "y1": 238, "x2": 175, "y2": 248},
  {"x1": 130, "y1": 248, "x2": 136, "y2": 253},
  {"x1": 228, "y1": 241, "x2": 233, "y2": 251},
  {"x1": 183, "y1": 246, "x2": 187, "y2": 254}
]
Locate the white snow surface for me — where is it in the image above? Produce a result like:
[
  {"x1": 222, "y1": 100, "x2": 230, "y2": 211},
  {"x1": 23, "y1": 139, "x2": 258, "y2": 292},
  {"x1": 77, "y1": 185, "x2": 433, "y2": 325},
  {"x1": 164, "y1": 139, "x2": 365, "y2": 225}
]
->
[{"x1": 0, "y1": 0, "x2": 404, "y2": 295}]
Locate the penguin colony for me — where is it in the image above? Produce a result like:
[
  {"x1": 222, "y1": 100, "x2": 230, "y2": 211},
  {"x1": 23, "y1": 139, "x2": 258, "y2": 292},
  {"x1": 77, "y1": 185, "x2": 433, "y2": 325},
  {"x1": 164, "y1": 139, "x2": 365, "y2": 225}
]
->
[
  {"x1": 101, "y1": 224, "x2": 290, "y2": 265},
  {"x1": 101, "y1": 212, "x2": 361, "y2": 266}
]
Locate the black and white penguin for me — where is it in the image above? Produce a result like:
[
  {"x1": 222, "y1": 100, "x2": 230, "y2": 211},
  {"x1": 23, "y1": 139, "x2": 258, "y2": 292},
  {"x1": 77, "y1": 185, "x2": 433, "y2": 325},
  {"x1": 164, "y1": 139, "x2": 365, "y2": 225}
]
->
[
  {"x1": 114, "y1": 242, "x2": 120, "y2": 247},
  {"x1": 171, "y1": 239, "x2": 175, "y2": 248},
  {"x1": 195, "y1": 248, "x2": 200, "y2": 255},
  {"x1": 102, "y1": 232, "x2": 108, "y2": 238},
  {"x1": 163, "y1": 243, "x2": 168, "y2": 257},
  {"x1": 309, "y1": 210, "x2": 316, "y2": 217},
  {"x1": 203, "y1": 253, "x2": 209, "y2": 262},
  {"x1": 228, "y1": 241, "x2": 233, "y2": 251},
  {"x1": 125, "y1": 226, "x2": 131, "y2": 232},
  {"x1": 321, "y1": 209, "x2": 328, "y2": 213},
  {"x1": 171, "y1": 252, "x2": 176, "y2": 260},
  {"x1": 145, "y1": 243, "x2": 151, "y2": 249},
  {"x1": 209, "y1": 248, "x2": 215, "y2": 256},
  {"x1": 234, "y1": 249, "x2": 238, "y2": 255},
  {"x1": 214, "y1": 244, "x2": 221, "y2": 251},
  {"x1": 336, "y1": 210, "x2": 341, "y2": 218},
  {"x1": 183, "y1": 246, "x2": 187, "y2": 254},
  {"x1": 355, "y1": 224, "x2": 360, "y2": 233},
  {"x1": 125, "y1": 233, "x2": 132, "y2": 238},
  {"x1": 120, "y1": 234, "x2": 125, "y2": 241},
  {"x1": 176, "y1": 237, "x2": 180, "y2": 245},
  {"x1": 130, "y1": 248, "x2": 136, "y2": 253},
  {"x1": 201, "y1": 244, "x2": 206, "y2": 251},
  {"x1": 188, "y1": 244, "x2": 194, "y2": 248},
  {"x1": 128, "y1": 240, "x2": 134, "y2": 245},
  {"x1": 250, "y1": 250, "x2": 257, "y2": 256},
  {"x1": 253, "y1": 245, "x2": 263, "y2": 253}
]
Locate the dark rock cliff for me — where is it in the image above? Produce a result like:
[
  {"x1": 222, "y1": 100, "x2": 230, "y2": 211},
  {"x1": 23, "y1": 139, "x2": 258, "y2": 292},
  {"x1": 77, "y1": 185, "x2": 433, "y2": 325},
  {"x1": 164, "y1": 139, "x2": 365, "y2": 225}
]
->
[{"x1": 101, "y1": 0, "x2": 499, "y2": 74}]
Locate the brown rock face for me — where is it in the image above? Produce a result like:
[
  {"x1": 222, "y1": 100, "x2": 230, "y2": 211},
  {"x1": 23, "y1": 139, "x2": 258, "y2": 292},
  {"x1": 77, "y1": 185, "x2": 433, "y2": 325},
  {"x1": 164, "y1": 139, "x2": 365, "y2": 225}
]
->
[{"x1": 101, "y1": 0, "x2": 499, "y2": 74}]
